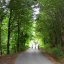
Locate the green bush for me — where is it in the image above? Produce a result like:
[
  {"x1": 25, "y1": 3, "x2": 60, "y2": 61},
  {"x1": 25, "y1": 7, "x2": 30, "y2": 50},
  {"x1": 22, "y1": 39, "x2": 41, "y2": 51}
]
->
[
  {"x1": 52, "y1": 47, "x2": 64, "y2": 58},
  {"x1": 44, "y1": 43, "x2": 64, "y2": 58},
  {"x1": 44, "y1": 43, "x2": 52, "y2": 53}
]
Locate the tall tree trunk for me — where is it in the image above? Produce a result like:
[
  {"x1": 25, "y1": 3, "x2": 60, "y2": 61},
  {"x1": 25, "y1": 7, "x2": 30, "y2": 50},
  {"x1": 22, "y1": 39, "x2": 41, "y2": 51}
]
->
[
  {"x1": 7, "y1": 9, "x2": 12, "y2": 54},
  {"x1": 17, "y1": 20, "x2": 20, "y2": 52},
  {"x1": 0, "y1": 19, "x2": 2, "y2": 55}
]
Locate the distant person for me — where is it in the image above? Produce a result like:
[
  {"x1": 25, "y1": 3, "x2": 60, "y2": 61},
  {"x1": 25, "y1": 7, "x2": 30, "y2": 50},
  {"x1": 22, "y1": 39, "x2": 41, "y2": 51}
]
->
[
  {"x1": 35, "y1": 43, "x2": 39, "y2": 50},
  {"x1": 29, "y1": 41, "x2": 36, "y2": 49},
  {"x1": 32, "y1": 42, "x2": 35, "y2": 49}
]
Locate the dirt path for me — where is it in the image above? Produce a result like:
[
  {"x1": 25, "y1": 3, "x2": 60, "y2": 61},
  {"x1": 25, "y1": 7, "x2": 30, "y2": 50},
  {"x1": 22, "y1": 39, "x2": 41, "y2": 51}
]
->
[{"x1": 15, "y1": 49, "x2": 55, "y2": 64}]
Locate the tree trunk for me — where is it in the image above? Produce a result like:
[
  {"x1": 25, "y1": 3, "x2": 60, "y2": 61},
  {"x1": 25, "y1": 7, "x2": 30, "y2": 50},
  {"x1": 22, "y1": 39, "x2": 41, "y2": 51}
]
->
[
  {"x1": 0, "y1": 19, "x2": 2, "y2": 55},
  {"x1": 7, "y1": 9, "x2": 12, "y2": 54},
  {"x1": 17, "y1": 20, "x2": 20, "y2": 52}
]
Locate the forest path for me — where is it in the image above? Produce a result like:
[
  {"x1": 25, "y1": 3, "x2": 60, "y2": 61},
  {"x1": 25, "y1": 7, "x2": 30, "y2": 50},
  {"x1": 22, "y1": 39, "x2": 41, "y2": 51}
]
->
[{"x1": 15, "y1": 48, "x2": 55, "y2": 64}]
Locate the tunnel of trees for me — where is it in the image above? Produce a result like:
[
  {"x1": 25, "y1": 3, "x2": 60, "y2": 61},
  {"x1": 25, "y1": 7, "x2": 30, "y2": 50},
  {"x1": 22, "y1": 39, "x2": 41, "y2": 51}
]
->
[{"x1": 0, "y1": 0, "x2": 64, "y2": 58}]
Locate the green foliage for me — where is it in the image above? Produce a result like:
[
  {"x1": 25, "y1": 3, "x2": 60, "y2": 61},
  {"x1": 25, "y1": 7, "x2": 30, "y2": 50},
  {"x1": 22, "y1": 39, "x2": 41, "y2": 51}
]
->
[
  {"x1": 1, "y1": 17, "x2": 8, "y2": 55},
  {"x1": 36, "y1": 0, "x2": 64, "y2": 58},
  {"x1": 0, "y1": 0, "x2": 34, "y2": 55},
  {"x1": 44, "y1": 43, "x2": 52, "y2": 53},
  {"x1": 44, "y1": 45, "x2": 64, "y2": 58},
  {"x1": 0, "y1": 0, "x2": 64, "y2": 58},
  {"x1": 52, "y1": 47, "x2": 64, "y2": 58}
]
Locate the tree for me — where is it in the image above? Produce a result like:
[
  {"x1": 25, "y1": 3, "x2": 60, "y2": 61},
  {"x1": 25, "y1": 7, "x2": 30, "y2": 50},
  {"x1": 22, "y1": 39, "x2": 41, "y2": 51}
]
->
[
  {"x1": 7, "y1": 0, "x2": 33, "y2": 53},
  {"x1": 37, "y1": 0, "x2": 64, "y2": 48},
  {"x1": 0, "y1": 0, "x2": 6, "y2": 55}
]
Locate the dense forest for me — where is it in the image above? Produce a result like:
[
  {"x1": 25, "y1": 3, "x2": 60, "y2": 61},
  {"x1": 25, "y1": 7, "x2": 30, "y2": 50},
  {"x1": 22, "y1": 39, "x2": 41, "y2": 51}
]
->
[
  {"x1": 36, "y1": 0, "x2": 64, "y2": 58},
  {"x1": 0, "y1": 0, "x2": 64, "y2": 59}
]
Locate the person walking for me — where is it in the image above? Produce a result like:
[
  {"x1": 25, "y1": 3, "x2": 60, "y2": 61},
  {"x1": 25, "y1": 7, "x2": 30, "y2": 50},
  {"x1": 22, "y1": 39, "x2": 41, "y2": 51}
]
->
[{"x1": 35, "y1": 43, "x2": 39, "y2": 50}]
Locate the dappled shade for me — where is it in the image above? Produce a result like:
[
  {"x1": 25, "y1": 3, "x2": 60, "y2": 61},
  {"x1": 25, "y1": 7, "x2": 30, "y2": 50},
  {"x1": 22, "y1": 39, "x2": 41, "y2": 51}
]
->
[{"x1": 0, "y1": 0, "x2": 64, "y2": 63}]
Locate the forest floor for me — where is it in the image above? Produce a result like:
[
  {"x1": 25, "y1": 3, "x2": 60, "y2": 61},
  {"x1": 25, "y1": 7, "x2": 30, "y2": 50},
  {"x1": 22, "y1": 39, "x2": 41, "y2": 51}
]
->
[
  {"x1": 41, "y1": 49, "x2": 64, "y2": 64},
  {"x1": 0, "y1": 49, "x2": 64, "y2": 64},
  {"x1": 0, "y1": 54, "x2": 17, "y2": 64}
]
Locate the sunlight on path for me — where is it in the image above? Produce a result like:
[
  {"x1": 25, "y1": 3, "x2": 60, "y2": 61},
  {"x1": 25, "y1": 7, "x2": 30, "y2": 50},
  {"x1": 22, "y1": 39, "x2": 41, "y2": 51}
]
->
[{"x1": 15, "y1": 49, "x2": 55, "y2": 64}]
